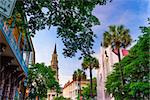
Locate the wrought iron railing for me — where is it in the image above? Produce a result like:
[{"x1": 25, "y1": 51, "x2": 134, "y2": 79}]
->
[{"x1": 0, "y1": 20, "x2": 28, "y2": 76}]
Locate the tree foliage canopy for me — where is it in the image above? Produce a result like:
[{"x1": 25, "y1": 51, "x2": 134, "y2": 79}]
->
[
  {"x1": 105, "y1": 21, "x2": 150, "y2": 100},
  {"x1": 82, "y1": 78, "x2": 97, "y2": 100},
  {"x1": 9, "y1": 0, "x2": 111, "y2": 58},
  {"x1": 54, "y1": 96, "x2": 69, "y2": 100},
  {"x1": 82, "y1": 56, "x2": 99, "y2": 70},
  {"x1": 72, "y1": 69, "x2": 87, "y2": 81},
  {"x1": 103, "y1": 25, "x2": 132, "y2": 49},
  {"x1": 82, "y1": 55, "x2": 99, "y2": 98},
  {"x1": 27, "y1": 63, "x2": 60, "y2": 99}
]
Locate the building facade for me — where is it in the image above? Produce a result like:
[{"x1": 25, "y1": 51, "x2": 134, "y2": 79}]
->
[
  {"x1": 97, "y1": 46, "x2": 128, "y2": 100},
  {"x1": 47, "y1": 44, "x2": 59, "y2": 100},
  {"x1": 0, "y1": 1, "x2": 35, "y2": 99},
  {"x1": 63, "y1": 80, "x2": 89, "y2": 100}
]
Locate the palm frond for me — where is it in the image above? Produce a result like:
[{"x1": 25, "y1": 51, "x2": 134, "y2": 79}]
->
[
  {"x1": 103, "y1": 31, "x2": 111, "y2": 47},
  {"x1": 103, "y1": 25, "x2": 132, "y2": 49},
  {"x1": 82, "y1": 56, "x2": 99, "y2": 69}
]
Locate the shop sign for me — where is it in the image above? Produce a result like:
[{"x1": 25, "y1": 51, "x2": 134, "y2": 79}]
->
[{"x1": 0, "y1": 0, "x2": 17, "y2": 18}]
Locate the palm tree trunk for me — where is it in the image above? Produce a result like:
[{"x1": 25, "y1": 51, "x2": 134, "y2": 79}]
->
[
  {"x1": 117, "y1": 48, "x2": 121, "y2": 62},
  {"x1": 117, "y1": 48, "x2": 124, "y2": 86},
  {"x1": 79, "y1": 80, "x2": 81, "y2": 100},
  {"x1": 89, "y1": 66, "x2": 93, "y2": 98}
]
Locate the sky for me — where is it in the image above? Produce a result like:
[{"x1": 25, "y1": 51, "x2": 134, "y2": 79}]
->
[{"x1": 32, "y1": 0, "x2": 150, "y2": 87}]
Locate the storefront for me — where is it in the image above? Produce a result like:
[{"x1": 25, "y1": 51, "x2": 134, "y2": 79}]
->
[{"x1": 0, "y1": 1, "x2": 35, "y2": 99}]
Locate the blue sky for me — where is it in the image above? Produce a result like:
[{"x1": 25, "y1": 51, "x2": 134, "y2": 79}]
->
[{"x1": 32, "y1": 0, "x2": 150, "y2": 87}]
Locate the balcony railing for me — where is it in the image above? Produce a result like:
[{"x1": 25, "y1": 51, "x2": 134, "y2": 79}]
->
[{"x1": 0, "y1": 20, "x2": 28, "y2": 76}]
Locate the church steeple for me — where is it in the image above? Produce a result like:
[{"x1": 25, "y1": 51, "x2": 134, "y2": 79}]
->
[
  {"x1": 51, "y1": 44, "x2": 59, "y2": 81},
  {"x1": 54, "y1": 44, "x2": 57, "y2": 54},
  {"x1": 48, "y1": 44, "x2": 59, "y2": 100}
]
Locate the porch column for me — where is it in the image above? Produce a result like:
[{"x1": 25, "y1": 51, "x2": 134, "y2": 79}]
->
[
  {"x1": 9, "y1": 76, "x2": 17, "y2": 100},
  {"x1": 9, "y1": 84, "x2": 17, "y2": 100},
  {"x1": 2, "y1": 77, "x2": 11, "y2": 100},
  {"x1": 0, "y1": 71, "x2": 5, "y2": 100},
  {"x1": 0, "y1": 80, "x2": 5, "y2": 100}
]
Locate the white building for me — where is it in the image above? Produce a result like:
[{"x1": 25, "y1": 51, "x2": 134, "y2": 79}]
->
[
  {"x1": 97, "y1": 46, "x2": 128, "y2": 100},
  {"x1": 63, "y1": 80, "x2": 89, "y2": 100}
]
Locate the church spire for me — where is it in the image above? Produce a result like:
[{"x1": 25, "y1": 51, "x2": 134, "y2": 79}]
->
[
  {"x1": 51, "y1": 44, "x2": 59, "y2": 81},
  {"x1": 48, "y1": 44, "x2": 59, "y2": 100},
  {"x1": 54, "y1": 44, "x2": 57, "y2": 54}
]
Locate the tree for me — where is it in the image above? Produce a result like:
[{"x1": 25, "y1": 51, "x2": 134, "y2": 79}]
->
[
  {"x1": 27, "y1": 63, "x2": 60, "y2": 99},
  {"x1": 54, "y1": 96, "x2": 68, "y2": 100},
  {"x1": 72, "y1": 69, "x2": 87, "y2": 100},
  {"x1": 81, "y1": 56, "x2": 99, "y2": 98},
  {"x1": 102, "y1": 25, "x2": 132, "y2": 85},
  {"x1": 82, "y1": 78, "x2": 97, "y2": 100},
  {"x1": 73, "y1": 69, "x2": 87, "y2": 81},
  {"x1": 105, "y1": 22, "x2": 150, "y2": 99},
  {"x1": 6, "y1": 0, "x2": 111, "y2": 58}
]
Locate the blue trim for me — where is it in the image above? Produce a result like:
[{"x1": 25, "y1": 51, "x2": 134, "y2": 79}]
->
[
  {"x1": 18, "y1": 32, "x2": 22, "y2": 47},
  {"x1": 0, "y1": 21, "x2": 28, "y2": 76}
]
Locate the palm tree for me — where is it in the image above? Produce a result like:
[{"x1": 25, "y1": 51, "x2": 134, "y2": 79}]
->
[
  {"x1": 103, "y1": 25, "x2": 132, "y2": 85},
  {"x1": 81, "y1": 56, "x2": 99, "y2": 98},
  {"x1": 73, "y1": 69, "x2": 87, "y2": 81},
  {"x1": 72, "y1": 69, "x2": 87, "y2": 100}
]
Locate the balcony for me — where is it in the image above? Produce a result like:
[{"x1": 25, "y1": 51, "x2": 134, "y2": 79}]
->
[{"x1": 0, "y1": 18, "x2": 34, "y2": 76}]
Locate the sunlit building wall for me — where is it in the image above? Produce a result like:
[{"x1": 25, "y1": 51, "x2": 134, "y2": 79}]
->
[
  {"x1": 97, "y1": 46, "x2": 127, "y2": 100},
  {"x1": 63, "y1": 80, "x2": 89, "y2": 100}
]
